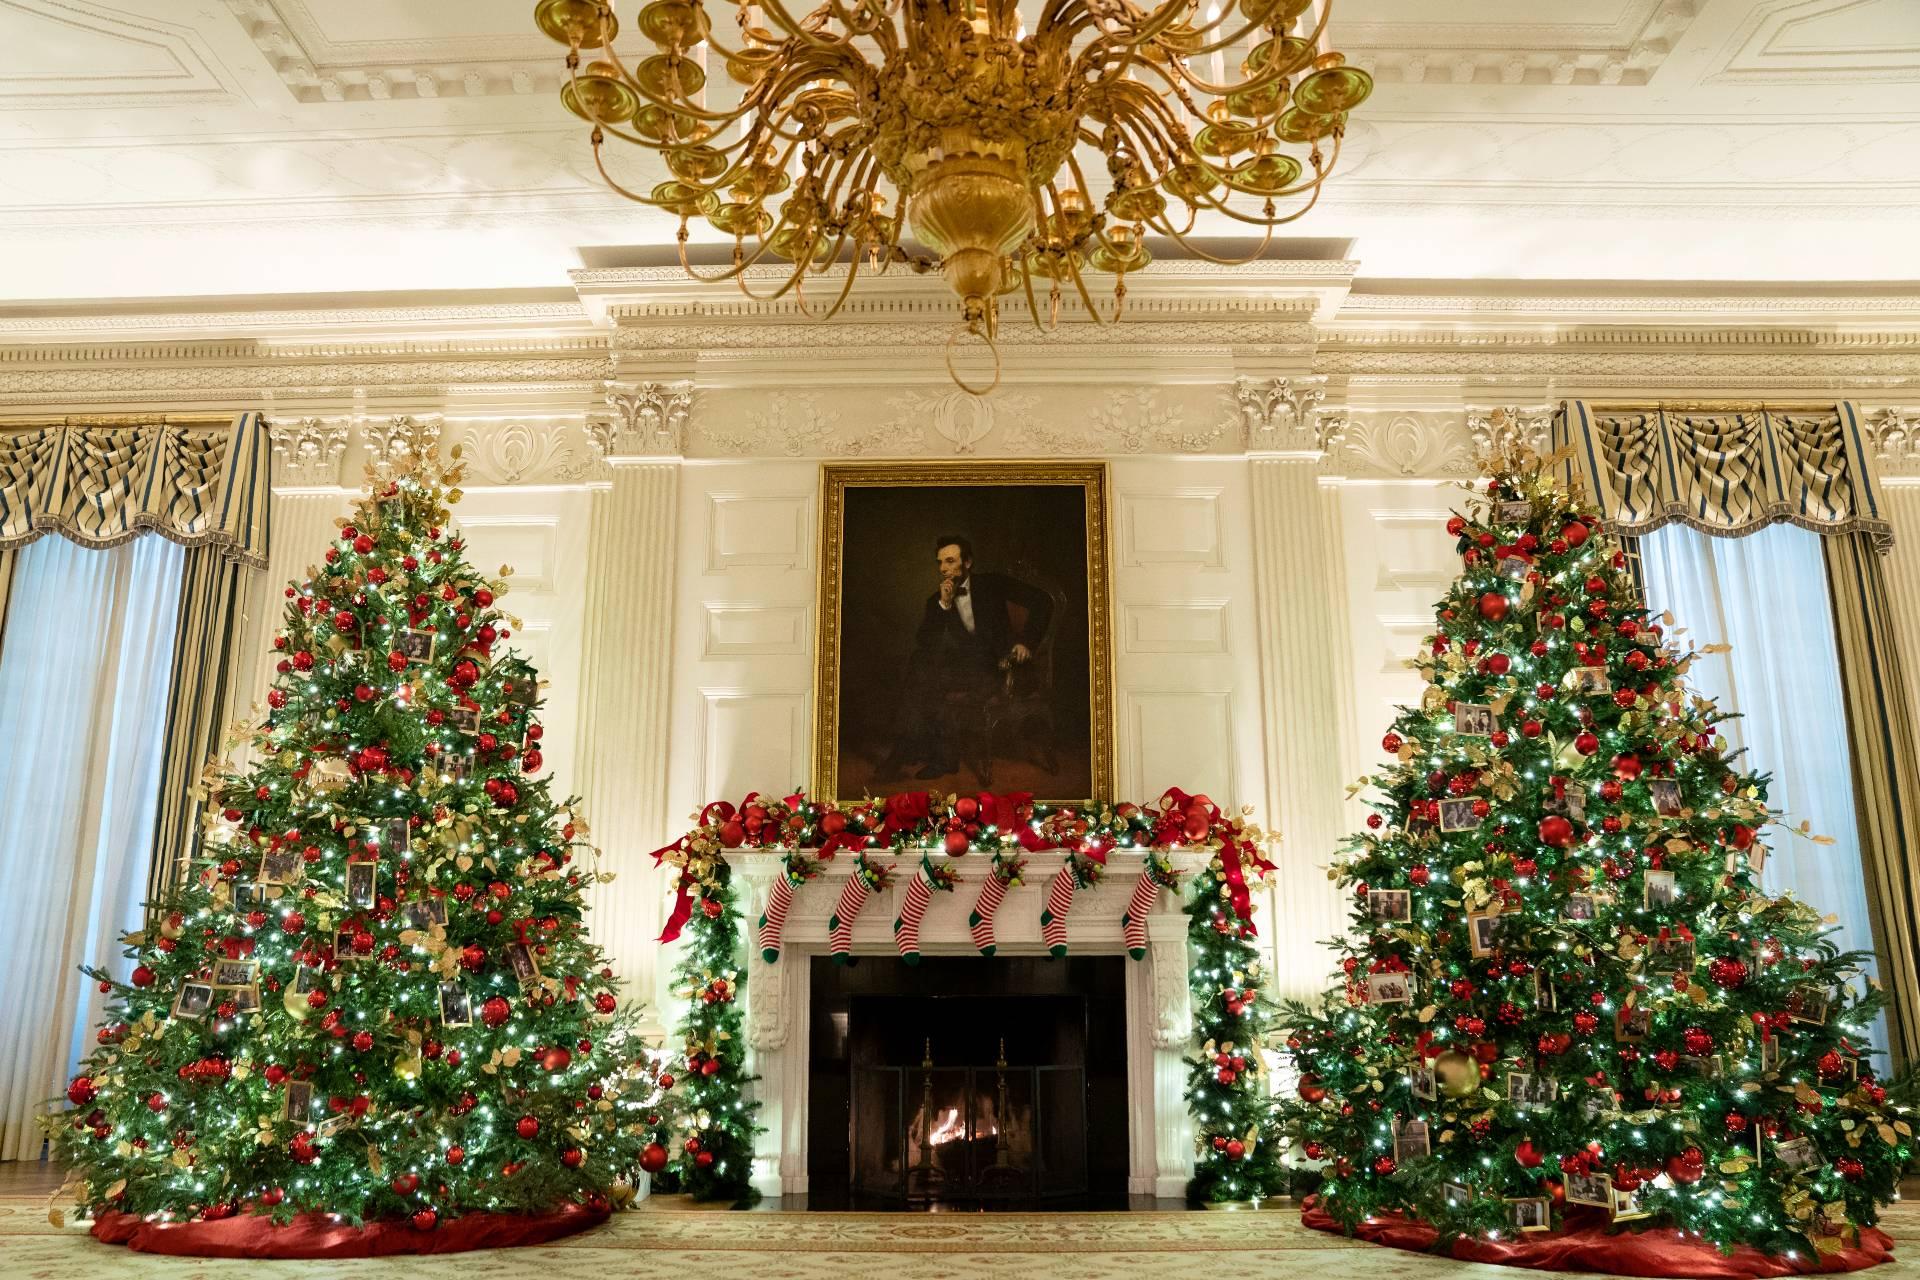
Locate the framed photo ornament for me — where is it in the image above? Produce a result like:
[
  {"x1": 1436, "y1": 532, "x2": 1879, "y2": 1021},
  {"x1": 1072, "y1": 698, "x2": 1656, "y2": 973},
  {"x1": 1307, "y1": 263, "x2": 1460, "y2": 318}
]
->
[{"x1": 814, "y1": 462, "x2": 1114, "y2": 804}]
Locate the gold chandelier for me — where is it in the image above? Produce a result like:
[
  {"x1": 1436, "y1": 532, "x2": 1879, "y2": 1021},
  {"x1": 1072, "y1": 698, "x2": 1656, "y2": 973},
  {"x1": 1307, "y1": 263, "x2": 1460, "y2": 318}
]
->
[{"x1": 537, "y1": 0, "x2": 1370, "y2": 392}]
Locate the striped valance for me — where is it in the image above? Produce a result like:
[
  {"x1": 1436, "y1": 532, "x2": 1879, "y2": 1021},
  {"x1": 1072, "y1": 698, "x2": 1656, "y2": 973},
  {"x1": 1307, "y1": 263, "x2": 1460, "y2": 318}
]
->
[
  {"x1": 0, "y1": 412, "x2": 269, "y2": 567},
  {"x1": 1553, "y1": 401, "x2": 1892, "y2": 553}
]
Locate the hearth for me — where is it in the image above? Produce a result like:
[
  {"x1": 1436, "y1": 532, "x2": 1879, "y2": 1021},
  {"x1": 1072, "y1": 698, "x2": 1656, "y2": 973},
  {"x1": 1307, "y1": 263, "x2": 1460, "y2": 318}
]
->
[
  {"x1": 735, "y1": 849, "x2": 1200, "y2": 1202},
  {"x1": 808, "y1": 958, "x2": 1127, "y2": 1210}
]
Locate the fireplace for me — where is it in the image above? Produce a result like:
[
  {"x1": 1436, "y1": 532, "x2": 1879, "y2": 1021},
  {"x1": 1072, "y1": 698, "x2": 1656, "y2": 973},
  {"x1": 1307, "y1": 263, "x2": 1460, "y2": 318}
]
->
[
  {"x1": 809, "y1": 959, "x2": 1126, "y2": 1209},
  {"x1": 735, "y1": 849, "x2": 1202, "y2": 1203}
]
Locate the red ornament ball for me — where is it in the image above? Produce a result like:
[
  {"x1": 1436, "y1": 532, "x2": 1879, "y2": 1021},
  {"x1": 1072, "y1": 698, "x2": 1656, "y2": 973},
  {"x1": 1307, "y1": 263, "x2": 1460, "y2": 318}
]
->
[
  {"x1": 695, "y1": 1150, "x2": 715, "y2": 1168},
  {"x1": 67, "y1": 1076, "x2": 96, "y2": 1106},
  {"x1": 446, "y1": 1145, "x2": 465, "y2": 1165},
  {"x1": 131, "y1": 965, "x2": 156, "y2": 988},
  {"x1": 517, "y1": 1115, "x2": 540, "y2": 1139},
  {"x1": 1562, "y1": 521, "x2": 1590, "y2": 548},
  {"x1": 1514, "y1": 1138, "x2": 1544, "y2": 1169},
  {"x1": 639, "y1": 1142, "x2": 669, "y2": 1174},
  {"x1": 1477, "y1": 592, "x2": 1509, "y2": 622},
  {"x1": 1538, "y1": 815, "x2": 1575, "y2": 848},
  {"x1": 1573, "y1": 731, "x2": 1599, "y2": 755},
  {"x1": 411, "y1": 1208, "x2": 438, "y2": 1231},
  {"x1": 481, "y1": 995, "x2": 512, "y2": 1027},
  {"x1": 561, "y1": 1147, "x2": 584, "y2": 1169},
  {"x1": 540, "y1": 1046, "x2": 573, "y2": 1073},
  {"x1": 1708, "y1": 956, "x2": 1750, "y2": 990}
]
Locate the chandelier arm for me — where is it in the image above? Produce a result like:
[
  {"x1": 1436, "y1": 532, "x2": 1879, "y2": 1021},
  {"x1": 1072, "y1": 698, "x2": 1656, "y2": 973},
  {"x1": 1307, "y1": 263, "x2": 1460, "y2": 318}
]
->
[
  {"x1": 1018, "y1": 264, "x2": 1053, "y2": 334},
  {"x1": 1148, "y1": 200, "x2": 1200, "y2": 237},
  {"x1": 1110, "y1": 101, "x2": 1187, "y2": 174},
  {"x1": 1177, "y1": 170, "x2": 1327, "y2": 227},
  {"x1": 1183, "y1": 127, "x2": 1343, "y2": 208},
  {"x1": 789, "y1": 239, "x2": 868, "y2": 322},
  {"x1": 1169, "y1": 40, "x2": 1315, "y2": 98},
  {"x1": 1061, "y1": 249, "x2": 1110, "y2": 326},
  {"x1": 755, "y1": 0, "x2": 855, "y2": 49},
  {"x1": 1178, "y1": 9, "x2": 1274, "y2": 61},
  {"x1": 1159, "y1": 218, "x2": 1276, "y2": 266},
  {"x1": 589, "y1": 133, "x2": 695, "y2": 208},
  {"x1": 581, "y1": 35, "x2": 751, "y2": 127},
  {"x1": 732, "y1": 253, "x2": 813, "y2": 302}
]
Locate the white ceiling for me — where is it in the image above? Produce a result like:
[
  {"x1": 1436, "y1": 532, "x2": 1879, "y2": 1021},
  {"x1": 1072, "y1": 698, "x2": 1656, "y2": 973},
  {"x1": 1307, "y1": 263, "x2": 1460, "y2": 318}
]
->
[{"x1": 0, "y1": 0, "x2": 1916, "y2": 306}]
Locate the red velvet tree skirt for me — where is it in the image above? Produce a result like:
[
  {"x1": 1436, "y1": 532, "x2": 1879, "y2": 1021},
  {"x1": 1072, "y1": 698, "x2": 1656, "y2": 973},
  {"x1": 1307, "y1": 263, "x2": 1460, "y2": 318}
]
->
[
  {"x1": 1302, "y1": 1198, "x2": 1894, "y2": 1278},
  {"x1": 89, "y1": 1203, "x2": 610, "y2": 1257}
]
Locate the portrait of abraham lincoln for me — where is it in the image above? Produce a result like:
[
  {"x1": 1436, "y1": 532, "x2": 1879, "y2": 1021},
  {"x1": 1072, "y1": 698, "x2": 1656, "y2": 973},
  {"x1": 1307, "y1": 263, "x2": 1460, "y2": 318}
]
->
[{"x1": 817, "y1": 463, "x2": 1113, "y2": 805}]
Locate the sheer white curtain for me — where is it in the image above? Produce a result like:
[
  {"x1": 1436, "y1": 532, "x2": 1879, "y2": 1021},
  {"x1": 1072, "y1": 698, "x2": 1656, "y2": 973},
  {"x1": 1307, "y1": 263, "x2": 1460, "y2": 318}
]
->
[
  {"x1": 0, "y1": 535, "x2": 185, "y2": 1160},
  {"x1": 1639, "y1": 523, "x2": 1886, "y2": 1062}
]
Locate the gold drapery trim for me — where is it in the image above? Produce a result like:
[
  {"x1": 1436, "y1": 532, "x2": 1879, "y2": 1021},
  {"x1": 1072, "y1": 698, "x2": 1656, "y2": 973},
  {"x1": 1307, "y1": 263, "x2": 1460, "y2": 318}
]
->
[
  {"x1": 0, "y1": 413, "x2": 270, "y2": 567},
  {"x1": 1554, "y1": 401, "x2": 1892, "y2": 552},
  {"x1": 1824, "y1": 531, "x2": 1920, "y2": 1071}
]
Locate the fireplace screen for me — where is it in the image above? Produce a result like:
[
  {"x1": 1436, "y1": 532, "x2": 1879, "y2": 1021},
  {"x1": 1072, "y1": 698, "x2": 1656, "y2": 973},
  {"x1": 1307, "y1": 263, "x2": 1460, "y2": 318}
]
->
[{"x1": 851, "y1": 1061, "x2": 1088, "y2": 1207}]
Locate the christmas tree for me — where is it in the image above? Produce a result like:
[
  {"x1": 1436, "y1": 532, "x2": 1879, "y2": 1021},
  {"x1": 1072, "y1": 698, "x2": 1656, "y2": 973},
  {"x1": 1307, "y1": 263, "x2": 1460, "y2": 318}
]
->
[
  {"x1": 651, "y1": 854, "x2": 761, "y2": 1205},
  {"x1": 1186, "y1": 849, "x2": 1285, "y2": 1205},
  {"x1": 46, "y1": 450, "x2": 660, "y2": 1237},
  {"x1": 1275, "y1": 450, "x2": 1911, "y2": 1257}
]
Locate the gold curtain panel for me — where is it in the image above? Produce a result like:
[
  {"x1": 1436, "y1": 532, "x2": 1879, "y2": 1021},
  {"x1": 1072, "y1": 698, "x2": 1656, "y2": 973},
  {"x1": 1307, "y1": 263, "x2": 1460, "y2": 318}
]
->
[
  {"x1": 1554, "y1": 402, "x2": 1892, "y2": 552},
  {"x1": 0, "y1": 413, "x2": 270, "y2": 567}
]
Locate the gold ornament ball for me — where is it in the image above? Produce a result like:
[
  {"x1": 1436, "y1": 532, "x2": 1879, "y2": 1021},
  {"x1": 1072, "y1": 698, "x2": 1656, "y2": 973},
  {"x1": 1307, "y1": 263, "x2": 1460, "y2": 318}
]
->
[
  {"x1": 1433, "y1": 1050, "x2": 1479, "y2": 1098},
  {"x1": 282, "y1": 984, "x2": 312, "y2": 1021}
]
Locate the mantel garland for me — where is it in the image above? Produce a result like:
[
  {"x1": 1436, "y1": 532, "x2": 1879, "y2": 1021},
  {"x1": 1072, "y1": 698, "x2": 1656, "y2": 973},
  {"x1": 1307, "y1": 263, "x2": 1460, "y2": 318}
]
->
[{"x1": 647, "y1": 787, "x2": 1284, "y2": 1204}]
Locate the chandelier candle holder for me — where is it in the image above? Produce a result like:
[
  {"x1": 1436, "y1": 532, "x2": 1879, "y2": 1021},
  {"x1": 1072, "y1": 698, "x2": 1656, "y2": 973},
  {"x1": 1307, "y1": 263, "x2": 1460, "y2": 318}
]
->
[{"x1": 536, "y1": 0, "x2": 1371, "y2": 392}]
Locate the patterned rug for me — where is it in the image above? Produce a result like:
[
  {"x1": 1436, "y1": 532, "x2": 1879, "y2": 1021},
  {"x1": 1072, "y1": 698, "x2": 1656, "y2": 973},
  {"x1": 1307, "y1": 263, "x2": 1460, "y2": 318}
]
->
[{"x1": 0, "y1": 1194, "x2": 1912, "y2": 1280}]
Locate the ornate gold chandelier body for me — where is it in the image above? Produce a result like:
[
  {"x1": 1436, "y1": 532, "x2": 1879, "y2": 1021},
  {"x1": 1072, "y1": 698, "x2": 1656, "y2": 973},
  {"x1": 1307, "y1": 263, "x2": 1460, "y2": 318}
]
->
[{"x1": 538, "y1": 0, "x2": 1370, "y2": 391}]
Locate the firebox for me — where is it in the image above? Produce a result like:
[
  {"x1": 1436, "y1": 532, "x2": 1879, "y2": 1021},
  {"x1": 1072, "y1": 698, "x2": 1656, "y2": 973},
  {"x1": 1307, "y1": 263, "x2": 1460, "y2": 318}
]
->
[{"x1": 806, "y1": 956, "x2": 1129, "y2": 1210}]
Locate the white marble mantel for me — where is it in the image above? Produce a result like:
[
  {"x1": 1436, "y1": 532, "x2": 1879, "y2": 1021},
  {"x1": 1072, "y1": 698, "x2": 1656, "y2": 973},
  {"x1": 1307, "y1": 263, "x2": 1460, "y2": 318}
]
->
[{"x1": 729, "y1": 848, "x2": 1209, "y2": 1201}]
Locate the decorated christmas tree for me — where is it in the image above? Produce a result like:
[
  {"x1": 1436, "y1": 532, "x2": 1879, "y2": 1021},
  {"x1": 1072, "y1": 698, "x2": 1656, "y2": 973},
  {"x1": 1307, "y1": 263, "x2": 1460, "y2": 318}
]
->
[
  {"x1": 1180, "y1": 792, "x2": 1286, "y2": 1206},
  {"x1": 1275, "y1": 449, "x2": 1911, "y2": 1261},
  {"x1": 46, "y1": 450, "x2": 659, "y2": 1245}
]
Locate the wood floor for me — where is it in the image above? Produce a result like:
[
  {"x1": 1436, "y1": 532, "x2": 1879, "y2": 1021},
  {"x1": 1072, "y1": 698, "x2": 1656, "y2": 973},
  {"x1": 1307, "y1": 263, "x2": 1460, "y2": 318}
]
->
[{"x1": 2, "y1": 1161, "x2": 1915, "y2": 1279}]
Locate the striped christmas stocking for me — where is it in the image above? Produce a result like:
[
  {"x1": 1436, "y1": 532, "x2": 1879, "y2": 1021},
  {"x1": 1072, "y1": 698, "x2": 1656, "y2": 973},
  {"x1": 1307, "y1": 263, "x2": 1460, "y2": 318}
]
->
[
  {"x1": 969, "y1": 864, "x2": 1015, "y2": 956},
  {"x1": 893, "y1": 857, "x2": 957, "y2": 966},
  {"x1": 1040, "y1": 865, "x2": 1078, "y2": 958},
  {"x1": 827, "y1": 855, "x2": 889, "y2": 964},
  {"x1": 756, "y1": 865, "x2": 800, "y2": 964},
  {"x1": 1122, "y1": 870, "x2": 1164, "y2": 961}
]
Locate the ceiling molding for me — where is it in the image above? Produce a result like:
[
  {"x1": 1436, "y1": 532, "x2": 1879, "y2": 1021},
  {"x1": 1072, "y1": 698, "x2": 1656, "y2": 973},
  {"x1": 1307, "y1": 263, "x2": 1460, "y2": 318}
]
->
[
  {"x1": 1708, "y1": 0, "x2": 1920, "y2": 84},
  {"x1": 225, "y1": 0, "x2": 563, "y2": 103},
  {"x1": 1348, "y1": 0, "x2": 1697, "y2": 88},
  {"x1": 0, "y1": 0, "x2": 239, "y2": 108}
]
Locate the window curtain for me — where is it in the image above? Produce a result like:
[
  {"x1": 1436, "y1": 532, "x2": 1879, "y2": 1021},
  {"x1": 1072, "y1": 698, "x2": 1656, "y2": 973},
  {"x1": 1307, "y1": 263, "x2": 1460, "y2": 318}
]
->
[
  {"x1": 1639, "y1": 525, "x2": 1888, "y2": 1063},
  {"x1": 1821, "y1": 531, "x2": 1920, "y2": 1070},
  {"x1": 1558, "y1": 399, "x2": 1920, "y2": 1069},
  {"x1": 0, "y1": 536, "x2": 186, "y2": 1160},
  {"x1": 0, "y1": 413, "x2": 273, "y2": 903}
]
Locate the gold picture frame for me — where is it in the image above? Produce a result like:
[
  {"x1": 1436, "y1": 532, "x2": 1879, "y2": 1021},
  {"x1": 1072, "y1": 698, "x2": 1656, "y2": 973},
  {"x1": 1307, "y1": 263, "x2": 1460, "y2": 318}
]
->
[{"x1": 814, "y1": 461, "x2": 1114, "y2": 804}]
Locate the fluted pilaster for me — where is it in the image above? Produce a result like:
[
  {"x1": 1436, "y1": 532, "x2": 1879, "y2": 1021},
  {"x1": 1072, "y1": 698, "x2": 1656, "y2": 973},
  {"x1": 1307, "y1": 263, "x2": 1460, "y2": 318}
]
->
[
  {"x1": 576, "y1": 386, "x2": 688, "y2": 1025},
  {"x1": 1248, "y1": 452, "x2": 1354, "y2": 1000}
]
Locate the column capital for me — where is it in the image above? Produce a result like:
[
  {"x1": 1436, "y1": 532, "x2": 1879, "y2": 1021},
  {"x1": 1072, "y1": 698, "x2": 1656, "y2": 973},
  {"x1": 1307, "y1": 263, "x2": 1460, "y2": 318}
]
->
[
  {"x1": 267, "y1": 416, "x2": 350, "y2": 488},
  {"x1": 1466, "y1": 404, "x2": 1555, "y2": 462},
  {"x1": 591, "y1": 381, "x2": 691, "y2": 462},
  {"x1": 1233, "y1": 375, "x2": 1347, "y2": 457}
]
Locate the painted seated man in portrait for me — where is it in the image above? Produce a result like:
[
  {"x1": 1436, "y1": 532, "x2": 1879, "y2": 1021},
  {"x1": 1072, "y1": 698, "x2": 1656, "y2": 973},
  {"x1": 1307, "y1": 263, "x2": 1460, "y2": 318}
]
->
[{"x1": 878, "y1": 534, "x2": 1055, "y2": 781}]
